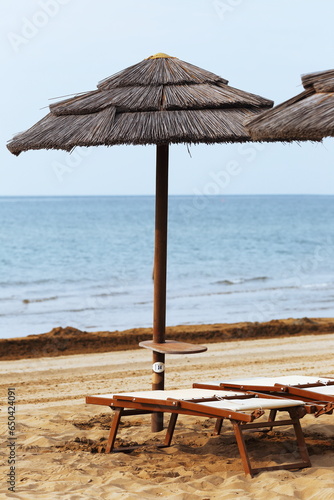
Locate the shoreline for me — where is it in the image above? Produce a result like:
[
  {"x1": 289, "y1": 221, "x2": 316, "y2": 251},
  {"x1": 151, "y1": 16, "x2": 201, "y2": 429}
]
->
[{"x1": 1, "y1": 316, "x2": 334, "y2": 361}]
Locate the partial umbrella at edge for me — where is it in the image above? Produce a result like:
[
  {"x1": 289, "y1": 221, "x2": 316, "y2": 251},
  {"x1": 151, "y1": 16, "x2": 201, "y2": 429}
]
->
[
  {"x1": 7, "y1": 53, "x2": 273, "y2": 431},
  {"x1": 245, "y1": 69, "x2": 334, "y2": 142}
]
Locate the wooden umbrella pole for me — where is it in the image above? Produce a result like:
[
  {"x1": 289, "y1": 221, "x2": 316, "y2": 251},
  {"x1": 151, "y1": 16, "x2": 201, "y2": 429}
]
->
[{"x1": 152, "y1": 143, "x2": 169, "y2": 432}]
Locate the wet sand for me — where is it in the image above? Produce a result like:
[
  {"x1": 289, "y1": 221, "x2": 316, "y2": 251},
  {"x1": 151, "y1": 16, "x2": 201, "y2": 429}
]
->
[{"x1": 1, "y1": 317, "x2": 333, "y2": 361}]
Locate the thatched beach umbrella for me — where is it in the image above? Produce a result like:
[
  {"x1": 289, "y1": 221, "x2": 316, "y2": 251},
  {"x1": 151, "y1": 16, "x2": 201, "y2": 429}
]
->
[
  {"x1": 246, "y1": 69, "x2": 334, "y2": 141},
  {"x1": 7, "y1": 53, "x2": 273, "y2": 430}
]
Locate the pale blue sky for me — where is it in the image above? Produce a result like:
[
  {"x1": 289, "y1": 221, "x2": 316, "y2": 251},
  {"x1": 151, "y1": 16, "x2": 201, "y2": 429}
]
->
[{"x1": 1, "y1": 0, "x2": 334, "y2": 195}]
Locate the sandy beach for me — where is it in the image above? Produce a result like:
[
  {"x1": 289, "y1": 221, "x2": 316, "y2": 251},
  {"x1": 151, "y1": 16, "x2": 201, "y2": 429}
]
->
[{"x1": 1, "y1": 323, "x2": 334, "y2": 499}]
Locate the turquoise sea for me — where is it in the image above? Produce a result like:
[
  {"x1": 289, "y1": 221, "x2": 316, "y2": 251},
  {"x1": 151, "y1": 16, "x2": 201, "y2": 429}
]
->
[{"x1": 0, "y1": 195, "x2": 334, "y2": 339}]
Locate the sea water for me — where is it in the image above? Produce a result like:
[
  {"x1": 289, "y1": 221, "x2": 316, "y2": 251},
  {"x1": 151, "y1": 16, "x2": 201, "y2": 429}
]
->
[{"x1": 0, "y1": 195, "x2": 333, "y2": 339}]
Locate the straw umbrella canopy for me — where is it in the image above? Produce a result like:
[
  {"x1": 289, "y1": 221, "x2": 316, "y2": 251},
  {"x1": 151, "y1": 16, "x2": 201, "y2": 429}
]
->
[
  {"x1": 246, "y1": 69, "x2": 334, "y2": 141},
  {"x1": 7, "y1": 53, "x2": 273, "y2": 429}
]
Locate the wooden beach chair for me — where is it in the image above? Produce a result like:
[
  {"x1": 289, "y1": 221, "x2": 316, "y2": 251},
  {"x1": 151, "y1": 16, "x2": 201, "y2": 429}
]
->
[
  {"x1": 194, "y1": 376, "x2": 334, "y2": 419},
  {"x1": 86, "y1": 387, "x2": 311, "y2": 476}
]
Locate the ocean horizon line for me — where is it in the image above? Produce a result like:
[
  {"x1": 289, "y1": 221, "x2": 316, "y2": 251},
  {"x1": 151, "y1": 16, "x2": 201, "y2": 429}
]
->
[{"x1": 0, "y1": 193, "x2": 334, "y2": 199}]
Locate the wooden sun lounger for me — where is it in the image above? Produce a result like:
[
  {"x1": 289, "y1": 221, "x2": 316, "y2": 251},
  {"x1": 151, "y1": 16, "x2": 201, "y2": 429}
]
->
[
  {"x1": 86, "y1": 388, "x2": 311, "y2": 477},
  {"x1": 194, "y1": 376, "x2": 334, "y2": 418}
]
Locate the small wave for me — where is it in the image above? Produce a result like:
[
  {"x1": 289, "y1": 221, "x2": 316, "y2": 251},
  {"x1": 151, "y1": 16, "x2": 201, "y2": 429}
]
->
[
  {"x1": 169, "y1": 284, "x2": 300, "y2": 301},
  {"x1": 215, "y1": 279, "x2": 236, "y2": 286},
  {"x1": 3, "y1": 306, "x2": 98, "y2": 318},
  {"x1": 301, "y1": 283, "x2": 333, "y2": 289},
  {"x1": 0, "y1": 279, "x2": 53, "y2": 287},
  {"x1": 246, "y1": 276, "x2": 270, "y2": 282},
  {"x1": 0, "y1": 296, "x2": 16, "y2": 302},
  {"x1": 22, "y1": 296, "x2": 58, "y2": 304},
  {"x1": 67, "y1": 307, "x2": 96, "y2": 313},
  {"x1": 215, "y1": 276, "x2": 270, "y2": 286},
  {"x1": 92, "y1": 291, "x2": 129, "y2": 298}
]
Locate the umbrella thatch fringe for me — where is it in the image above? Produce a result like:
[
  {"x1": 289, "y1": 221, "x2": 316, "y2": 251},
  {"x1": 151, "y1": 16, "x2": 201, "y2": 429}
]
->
[
  {"x1": 301, "y1": 69, "x2": 334, "y2": 90},
  {"x1": 50, "y1": 83, "x2": 271, "y2": 117},
  {"x1": 246, "y1": 69, "x2": 334, "y2": 141},
  {"x1": 312, "y1": 79, "x2": 334, "y2": 93},
  {"x1": 163, "y1": 83, "x2": 271, "y2": 110},
  {"x1": 9, "y1": 108, "x2": 269, "y2": 154},
  {"x1": 9, "y1": 108, "x2": 117, "y2": 152},
  {"x1": 108, "y1": 108, "x2": 262, "y2": 144},
  {"x1": 97, "y1": 57, "x2": 228, "y2": 89},
  {"x1": 7, "y1": 55, "x2": 274, "y2": 155},
  {"x1": 50, "y1": 86, "x2": 164, "y2": 115}
]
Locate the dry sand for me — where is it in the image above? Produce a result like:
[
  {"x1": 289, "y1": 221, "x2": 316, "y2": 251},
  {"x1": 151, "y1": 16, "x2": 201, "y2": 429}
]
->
[{"x1": 1, "y1": 330, "x2": 334, "y2": 499}]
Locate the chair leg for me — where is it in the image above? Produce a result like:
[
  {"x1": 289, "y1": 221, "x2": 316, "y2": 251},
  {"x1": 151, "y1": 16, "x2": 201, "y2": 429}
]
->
[
  {"x1": 231, "y1": 412, "x2": 311, "y2": 476},
  {"x1": 232, "y1": 422, "x2": 253, "y2": 476},
  {"x1": 213, "y1": 418, "x2": 224, "y2": 435},
  {"x1": 164, "y1": 413, "x2": 178, "y2": 446},
  {"x1": 268, "y1": 409, "x2": 277, "y2": 432},
  {"x1": 291, "y1": 416, "x2": 311, "y2": 466},
  {"x1": 105, "y1": 408, "x2": 123, "y2": 453}
]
